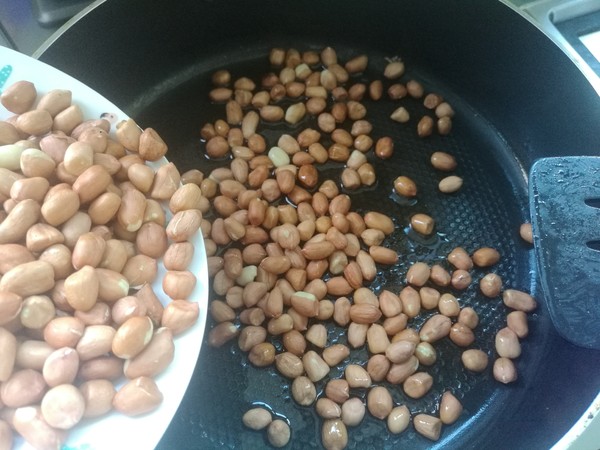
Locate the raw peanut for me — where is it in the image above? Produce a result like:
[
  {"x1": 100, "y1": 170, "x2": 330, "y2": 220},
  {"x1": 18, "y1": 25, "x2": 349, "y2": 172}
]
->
[
  {"x1": 520, "y1": 223, "x2": 533, "y2": 244},
  {"x1": 451, "y1": 269, "x2": 472, "y2": 290},
  {"x1": 431, "y1": 151, "x2": 457, "y2": 171},
  {"x1": 388, "y1": 405, "x2": 411, "y2": 434},
  {"x1": 267, "y1": 420, "x2": 291, "y2": 448},
  {"x1": 211, "y1": 299, "x2": 236, "y2": 323},
  {"x1": 385, "y1": 356, "x2": 419, "y2": 384},
  {"x1": 75, "y1": 301, "x2": 111, "y2": 326},
  {"x1": 349, "y1": 303, "x2": 382, "y2": 324},
  {"x1": 78, "y1": 355, "x2": 124, "y2": 381},
  {"x1": 419, "y1": 287, "x2": 440, "y2": 310},
  {"x1": 348, "y1": 323, "x2": 368, "y2": 349},
  {"x1": 472, "y1": 247, "x2": 501, "y2": 267},
  {"x1": 62, "y1": 265, "x2": 98, "y2": 312},
  {"x1": 381, "y1": 310, "x2": 408, "y2": 334},
  {"x1": 248, "y1": 342, "x2": 276, "y2": 367},
  {"x1": 341, "y1": 397, "x2": 365, "y2": 427},
  {"x1": 0, "y1": 327, "x2": 17, "y2": 381},
  {"x1": 0, "y1": 244, "x2": 35, "y2": 274},
  {"x1": 87, "y1": 192, "x2": 121, "y2": 225},
  {"x1": 325, "y1": 379, "x2": 350, "y2": 404},
  {"x1": 415, "y1": 342, "x2": 437, "y2": 366},
  {"x1": 260, "y1": 255, "x2": 291, "y2": 275},
  {"x1": 0, "y1": 292, "x2": 22, "y2": 326},
  {"x1": 40, "y1": 383, "x2": 86, "y2": 430},
  {"x1": 367, "y1": 386, "x2": 393, "y2": 419},
  {"x1": 20, "y1": 294, "x2": 55, "y2": 329},
  {"x1": 121, "y1": 254, "x2": 157, "y2": 287},
  {"x1": 480, "y1": 273, "x2": 502, "y2": 297},
  {"x1": 368, "y1": 246, "x2": 398, "y2": 264},
  {"x1": 72, "y1": 165, "x2": 112, "y2": 204},
  {"x1": 406, "y1": 262, "x2": 430, "y2": 286},
  {"x1": 243, "y1": 407, "x2": 273, "y2": 430},
  {"x1": 366, "y1": 354, "x2": 391, "y2": 382},
  {"x1": 321, "y1": 419, "x2": 348, "y2": 450},
  {"x1": 162, "y1": 270, "x2": 196, "y2": 299},
  {"x1": 363, "y1": 211, "x2": 394, "y2": 235},
  {"x1": 0, "y1": 260, "x2": 54, "y2": 297},
  {"x1": 436, "y1": 102, "x2": 455, "y2": 118},
  {"x1": 356, "y1": 250, "x2": 377, "y2": 281},
  {"x1": 302, "y1": 350, "x2": 330, "y2": 382},
  {"x1": 274, "y1": 352, "x2": 304, "y2": 378},
  {"x1": 0, "y1": 123, "x2": 20, "y2": 146},
  {"x1": 494, "y1": 357, "x2": 518, "y2": 383},
  {"x1": 76, "y1": 325, "x2": 116, "y2": 361},
  {"x1": 1, "y1": 80, "x2": 36, "y2": 113},
  {"x1": 439, "y1": 175, "x2": 463, "y2": 193},
  {"x1": 13, "y1": 406, "x2": 67, "y2": 449},
  {"x1": 438, "y1": 293, "x2": 460, "y2": 317},
  {"x1": 394, "y1": 176, "x2": 417, "y2": 197},
  {"x1": 79, "y1": 379, "x2": 116, "y2": 418},
  {"x1": 357, "y1": 163, "x2": 376, "y2": 186},
  {"x1": 208, "y1": 321, "x2": 238, "y2": 347},
  {"x1": 458, "y1": 306, "x2": 479, "y2": 329},
  {"x1": 461, "y1": 349, "x2": 489, "y2": 372},
  {"x1": 11, "y1": 176, "x2": 50, "y2": 203},
  {"x1": 161, "y1": 300, "x2": 199, "y2": 335},
  {"x1": 138, "y1": 128, "x2": 167, "y2": 161},
  {"x1": 403, "y1": 372, "x2": 433, "y2": 399},
  {"x1": 117, "y1": 188, "x2": 146, "y2": 232},
  {"x1": 316, "y1": 397, "x2": 342, "y2": 419},
  {"x1": 166, "y1": 209, "x2": 202, "y2": 242},
  {"x1": 290, "y1": 291, "x2": 319, "y2": 317},
  {"x1": 113, "y1": 376, "x2": 163, "y2": 416},
  {"x1": 16, "y1": 109, "x2": 53, "y2": 136},
  {"x1": 39, "y1": 244, "x2": 73, "y2": 280},
  {"x1": 503, "y1": 289, "x2": 537, "y2": 312},
  {"x1": 291, "y1": 376, "x2": 317, "y2": 405},
  {"x1": 71, "y1": 232, "x2": 106, "y2": 269},
  {"x1": 61, "y1": 211, "x2": 92, "y2": 248},
  {"x1": 150, "y1": 162, "x2": 180, "y2": 200},
  {"x1": 96, "y1": 268, "x2": 129, "y2": 302},
  {"x1": 112, "y1": 316, "x2": 153, "y2": 359},
  {"x1": 238, "y1": 326, "x2": 267, "y2": 352},
  {"x1": 385, "y1": 340, "x2": 416, "y2": 364},
  {"x1": 507, "y1": 310, "x2": 529, "y2": 338},
  {"x1": 345, "y1": 364, "x2": 371, "y2": 388},
  {"x1": 366, "y1": 323, "x2": 389, "y2": 354},
  {"x1": 136, "y1": 222, "x2": 168, "y2": 259},
  {"x1": 127, "y1": 163, "x2": 155, "y2": 193},
  {"x1": 411, "y1": 213, "x2": 435, "y2": 235},
  {"x1": 0, "y1": 198, "x2": 40, "y2": 244},
  {"x1": 390, "y1": 106, "x2": 410, "y2": 123},
  {"x1": 419, "y1": 314, "x2": 451, "y2": 343},
  {"x1": 449, "y1": 323, "x2": 475, "y2": 347},
  {"x1": 440, "y1": 391, "x2": 463, "y2": 425},
  {"x1": 1, "y1": 368, "x2": 46, "y2": 407},
  {"x1": 115, "y1": 118, "x2": 141, "y2": 152},
  {"x1": 447, "y1": 246, "x2": 473, "y2": 270},
  {"x1": 495, "y1": 327, "x2": 521, "y2": 359},
  {"x1": 413, "y1": 414, "x2": 442, "y2": 441}
]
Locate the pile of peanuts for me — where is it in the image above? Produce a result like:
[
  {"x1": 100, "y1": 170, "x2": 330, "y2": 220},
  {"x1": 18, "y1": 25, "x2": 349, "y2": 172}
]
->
[
  {"x1": 197, "y1": 47, "x2": 538, "y2": 448},
  {"x1": 0, "y1": 80, "x2": 202, "y2": 448}
]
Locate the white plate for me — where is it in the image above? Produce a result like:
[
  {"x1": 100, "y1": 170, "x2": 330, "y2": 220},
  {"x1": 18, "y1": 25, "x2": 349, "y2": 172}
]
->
[{"x1": 0, "y1": 45, "x2": 208, "y2": 449}]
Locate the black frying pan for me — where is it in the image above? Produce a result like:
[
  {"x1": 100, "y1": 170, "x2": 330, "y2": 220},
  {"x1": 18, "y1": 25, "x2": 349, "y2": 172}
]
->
[{"x1": 37, "y1": 0, "x2": 600, "y2": 448}]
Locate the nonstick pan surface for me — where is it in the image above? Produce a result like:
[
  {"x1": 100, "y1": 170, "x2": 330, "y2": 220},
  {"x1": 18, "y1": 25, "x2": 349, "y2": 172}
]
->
[{"x1": 38, "y1": 0, "x2": 600, "y2": 448}]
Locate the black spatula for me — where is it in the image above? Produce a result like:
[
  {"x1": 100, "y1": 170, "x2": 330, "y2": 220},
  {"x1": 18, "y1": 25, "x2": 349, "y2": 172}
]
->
[{"x1": 529, "y1": 156, "x2": 600, "y2": 349}]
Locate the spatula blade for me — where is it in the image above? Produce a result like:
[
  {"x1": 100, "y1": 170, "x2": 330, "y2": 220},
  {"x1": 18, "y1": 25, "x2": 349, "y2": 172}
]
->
[{"x1": 529, "y1": 156, "x2": 600, "y2": 349}]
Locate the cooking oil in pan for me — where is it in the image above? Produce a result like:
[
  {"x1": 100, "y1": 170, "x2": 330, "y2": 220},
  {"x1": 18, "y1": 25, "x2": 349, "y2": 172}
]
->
[{"x1": 138, "y1": 50, "x2": 537, "y2": 449}]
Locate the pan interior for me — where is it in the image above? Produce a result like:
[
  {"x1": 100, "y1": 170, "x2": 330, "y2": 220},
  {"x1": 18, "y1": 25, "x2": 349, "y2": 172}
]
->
[{"x1": 134, "y1": 42, "x2": 542, "y2": 449}]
